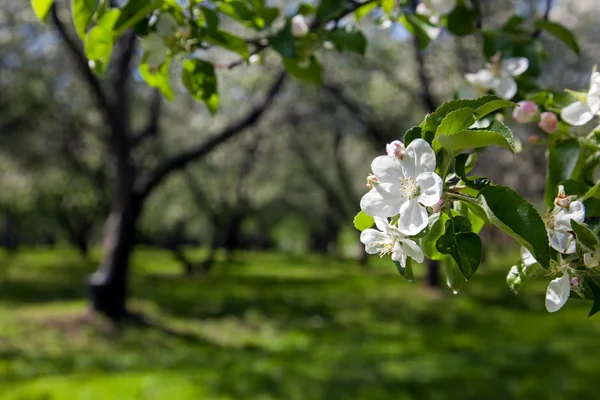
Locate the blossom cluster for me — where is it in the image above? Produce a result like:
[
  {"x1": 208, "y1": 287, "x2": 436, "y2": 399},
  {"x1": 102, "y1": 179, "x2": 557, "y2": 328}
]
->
[{"x1": 359, "y1": 139, "x2": 443, "y2": 268}]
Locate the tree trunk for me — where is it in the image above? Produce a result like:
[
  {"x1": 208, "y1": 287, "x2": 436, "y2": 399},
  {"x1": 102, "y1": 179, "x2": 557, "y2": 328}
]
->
[
  {"x1": 426, "y1": 258, "x2": 440, "y2": 287},
  {"x1": 88, "y1": 194, "x2": 140, "y2": 319}
]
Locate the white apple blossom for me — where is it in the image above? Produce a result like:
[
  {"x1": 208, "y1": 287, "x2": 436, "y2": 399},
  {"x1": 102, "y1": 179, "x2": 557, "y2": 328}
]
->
[
  {"x1": 545, "y1": 272, "x2": 571, "y2": 312},
  {"x1": 360, "y1": 139, "x2": 443, "y2": 236},
  {"x1": 417, "y1": 0, "x2": 457, "y2": 23},
  {"x1": 360, "y1": 217, "x2": 424, "y2": 268},
  {"x1": 560, "y1": 69, "x2": 600, "y2": 126},
  {"x1": 546, "y1": 200, "x2": 585, "y2": 254},
  {"x1": 291, "y1": 15, "x2": 309, "y2": 37},
  {"x1": 463, "y1": 57, "x2": 529, "y2": 100}
]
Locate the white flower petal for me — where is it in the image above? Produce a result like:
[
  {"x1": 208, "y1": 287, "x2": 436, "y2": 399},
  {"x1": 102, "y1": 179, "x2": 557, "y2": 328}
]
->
[
  {"x1": 374, "y1": 217, "x2": 389, "y2": 232},
  {"x1": 560, "y1": 101, "x2": 595, "y2": 126},
  {"x1": 554, "y1": 201, "x2": 585, "y2": 229},
  {"x1": 402, "y1": 139, "x2": 436, "y2": 178},
  {"x1": 465, "y1": 69, "x2": 495, "y2": 89},
  {"x1": 545, "y1": 273, "x2": 571, "y2": 313},
  {"x1": 360, "y1": 229, "x2": 388, "y2": 254},
  {"x1": 397, "y1": 199, "x2": 428, "y2": 236},
  {"x1": 423, "y1": 0, "x2": 456, "y2": 15},
  {"x1": 391, "y1": 241, "x2": 404, "y2": 265},
  {"x1": 398, "y1": 239, "x2": 425, "y2": 263},
  {"x1": 520, "y1": 246, "x2": 538, "y2": 267},
  {"x1": 371, "y1": 156, "x2": 403, "y2": 185},
  {"x1": 493, "y1": 77, "x2": 518, "y2": 100},
  {"x1": 549, "y1": 229, "x2": 576, "y2": 254},
  {"x1": 360, "y1": 183, "x2": 405, "y2": 218},
  {"x1": 587, "y1": 72, "x2": 600, "y2": 115},
  {"x1": 416, "y1": 172, "x2": 443, "y2": 207},
  {"x1": 501, "y1": 57, "x2": 529, "y2": 76}
]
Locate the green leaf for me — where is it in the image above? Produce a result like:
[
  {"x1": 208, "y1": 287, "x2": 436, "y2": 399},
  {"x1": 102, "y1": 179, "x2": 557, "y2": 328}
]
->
[
  {"x1": 436, "y1": 108, "x2": 476, "y2": 136},
  {"x1": 583, "y1": 181, "x2": 600, "y2": 201},
  {"x1": 297, "y1": 3, "x2": 316, "y2": 16},
  {"x1": 181, "y1": 58, "x2": 219, "y2": 114},
  {"x1": 545, "y1": 139, "x2": 584, "y2": 208},
  {"x1": 381, "y1": 0, "x2": 394, "y2": 14},
  {"x1": 355, "y1": 1, "x2": 378, "y2": 20},
  {"x1": 475, "y1": 99, "x2": 517, "y2": 119},
  {"x1": 571, "y1": 220, "x2": 600, "y2": 251},
  {"x1": 31, "y1": 0, "x2": 54, "y2": 21},
  {"x1": 139, "y1": 57, "x2": 174, "y2": 101},
  {"x1": 72, "y1": 0, "x2": 99, "y2": 39},
  {"x1": 399, "y1": 14, "x2": 440, "y2": 50},
  {"x1": 113, "y1": 0, "x2": 160, "y2": 36},
  {"x1": 433, "y1": 120, "x2": 515, "y2": 153},
  {"x1": 420, "y1": 213, "x2": 449, "y2": 260},
  {"x1": 421, "y1": 95, "x2": 514, "y2": 138},
  {"x1": 507, "y1": 262, "x2": 540, "y2": 293},
  {"x1": 455, "y1": 200, "x2": 485, "y2": 234},
  {"x1": 327, "y1": 28, "x2": 367, "y2": 55},
  {"x1": 84, "y1": 8, "x2": 121, "y2": 75},
  {"x1": 444, "y1": 4, "x2": 476, "y2": 36},
  {"x1": 403, "y1": 126, "x2": 422, "y2": 146},
  {"x1": 394, "y1": 259, "x2": 415, "y2": 282},
  {"x1": 270, "y1": 22, "x2": 297, "y2": 58},
  {"x1": 282, "y1": 56, "x2": 322, "y2": 84},
  {"x1": 588, "y1": 281, "x2": 600, "y2": 317},
  {"x1": 502, "y1": 15, "x2": 525, "y2": 33},
  {"x1": 477, "y1": 185, "x2": 550, "y2": 268},
  {"x1": 436, "y1": 215, "x2": 482, "y2": 280},
  {"x1": 353, "y1": 211, "x2": 374, "y2": 232},
  {"x1": 442, "y1": 258, "x2": 466, "y2": 294},
  {"x1": 205, "y1": 30, "x2": 250, "y2": 59},
  {"x1": 534, "y1": 20, "x2": 580, "y2": 55},
  {"x1": 455, "y1": 153, "x2": 490, "y2": 191},
  {"x1": 315, "y1": 0, "x2": 345, "y2": 22}
]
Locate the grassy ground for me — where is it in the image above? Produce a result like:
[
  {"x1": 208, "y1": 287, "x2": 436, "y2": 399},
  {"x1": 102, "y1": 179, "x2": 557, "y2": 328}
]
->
[{"x1": 0, "y1": 247, "x2": 599, "y2": 400}]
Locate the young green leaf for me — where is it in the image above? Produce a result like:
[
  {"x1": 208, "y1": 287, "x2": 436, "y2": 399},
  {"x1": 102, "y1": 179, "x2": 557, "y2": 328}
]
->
[
  {"x1": 399, "y1": 14, "x2": 440, "y2": 50},
  {"x1": 420, "y1": 213, "x2": 449, "y2": 260},
  {"x1": 181, "y1": 59, "x2": 219, "y2": 113},
  {"x1": 31, "y1": 0, "x2": 54, "y2": 21},
  {"x1": 403, "y1": 126, "x2": 422, "y2": 146},
  {"x1": 353, "y1": 210, "x2": 374, "y2": 232},
  {"x1": 455, "y1": 153, "x2": 490, "y2": 191},
  {"x1": 139, "y1": 57, "x2": 174, "y2": 101},
  {"x1": 478, "y1": 185, "x2": 550, "y2": 268},
  {"x1": 394, "y1": 259, "x2": 415, "y2": 282},
  {"x1": 436, "y1": 215, "x2": 483, "y2": 280},
  {"x1": 72, "y1": 0, "x2": 99, "y2": 39},
  {"x1": 545, "y1": 139, "x2": 584, "y2": 208},
  {"x1": 433, "y1": 120, "x2": 515, "y2": 153},
  {"x1": 435, "y1": 108, "x2": 476, "y2": 136},
  {"x1": 444, "y1": 4, "x2": 476, "y2": 36},
  {"x1": 315, "y1": 0, "x2": 345, "y2": 22},
  {"x1": 84, "y1": 8, "x2": 121, "y2": 75},
  {"x1": 534, "y1": 20, "x2": 580, "y2": 55},
  {"x1": 327, "y1": 28, "x2": 367, "y2": 55},
  {"x1": 507, "y1": 262, "x2": 540, "y2": 293},
  {"x1": 571, "y1": 220, "x2": 600, "y2": 251},
  {"x1": 442, "y1": 258, "x2": 466, "y2": 294}
]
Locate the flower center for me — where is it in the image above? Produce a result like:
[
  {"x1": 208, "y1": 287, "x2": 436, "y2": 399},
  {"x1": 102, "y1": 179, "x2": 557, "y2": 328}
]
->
[
  {"x1": 399, "y1": 176, "x2": 421, "y2": 200},
  {"x1": 376, "y1": 240, "x2": 394, "y2": 258}
]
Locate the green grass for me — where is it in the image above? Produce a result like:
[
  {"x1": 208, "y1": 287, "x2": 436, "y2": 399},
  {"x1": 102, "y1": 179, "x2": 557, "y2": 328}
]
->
[{"x1": 0, "y1": 247, "x2": 599, "y2": 399}]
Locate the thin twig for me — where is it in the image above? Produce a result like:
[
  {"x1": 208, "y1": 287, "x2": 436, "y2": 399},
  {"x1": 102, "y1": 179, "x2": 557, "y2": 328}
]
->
[{"x1": 532, "y1": 0, "x2": 553, "y2": 38}]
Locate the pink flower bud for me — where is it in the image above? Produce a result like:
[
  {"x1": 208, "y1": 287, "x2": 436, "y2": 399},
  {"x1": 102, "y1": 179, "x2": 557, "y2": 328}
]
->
[
  {"x1": 528, "y1": 135, "x2": 542, "y2": 145},
  {"x1": 512, "y1": 101, "x2": 539, "y2": 123},
  {"x1": 432, "y1": 198, "x2": 444, "y2": 213},
  {"x1": 386, "y1": 140, "x2": 405, "y2": 160},
  {"x1": 538, "y1": 111, "x2": 558, "y2": 134},
  {"x1": 570, "y1": 276, "x2": 581, "y2": 291}
]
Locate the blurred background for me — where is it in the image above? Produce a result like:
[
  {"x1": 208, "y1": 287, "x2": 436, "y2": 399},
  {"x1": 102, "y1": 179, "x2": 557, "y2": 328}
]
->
[{"x1": 1, "y1": 0, "x2": 600, "y2": 398}]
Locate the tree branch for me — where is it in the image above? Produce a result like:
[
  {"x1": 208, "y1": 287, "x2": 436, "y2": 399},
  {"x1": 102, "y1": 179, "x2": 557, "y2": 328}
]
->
[
  {"x1": 470, "y1": 0, "x2": 483, "y2": 30},
  {"x1": 131, "y1": 90, "x2": 163, "y2": 146},
  {"x1": 135, "y1": 71, "x2": 287, "y2": 197},
  {"x1": 532, "y1": 0, "x2": 553, "y2": 38},
  {"x1": 50, "y1": 4, "x2": 112, "y2": 119},
  {"x1": 411, "y1": 35, "x2": 437, "y2": 112}
]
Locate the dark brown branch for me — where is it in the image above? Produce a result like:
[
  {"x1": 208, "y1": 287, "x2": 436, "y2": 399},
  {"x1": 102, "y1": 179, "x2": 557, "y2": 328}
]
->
[
  {"x1": 50, "y1": 4, "x2": 112, "y2": 118},
  {"x1": 135, "y1": 71, "x2": 287, "y2": 197},
  {"x1": 112, "y1": 31, "x2": 137, "y2": 130},
  {"x1": 470, "y1": 0, "x2": 483, "y2": 30},
  {"x1": 132, "y1": 90, "x2": 163, "y2": 146},
  {"x1": 532, "y1": 0, "x2": 553, "y2": 38}
]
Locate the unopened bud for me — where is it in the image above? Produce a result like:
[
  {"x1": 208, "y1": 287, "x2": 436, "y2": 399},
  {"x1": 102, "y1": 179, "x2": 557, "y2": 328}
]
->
[
  {"x1": 538, "y1": 111, "x2": 558, "y2": 134},
  {"x1": 366, "y1": 174, "x2": 379, "y2": 189},
  {"x1": 432, "y1": 198, "x2": 444, "y2": 213},
  {"x1": 528, "y1": 135, "x2": 542, "y2": 145},
  {"x1": 512, "y1": 101, "x2": 539, "y2": 123},
  {"x1": 291, "y1": 15, "x2": 309, "y2": 37},
  {"x1": 386, "y1": 140, "x2": 405, "y2": 160},
  {"x1": 570, "y1": 276, "x2": 581, "y2": 291}
]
